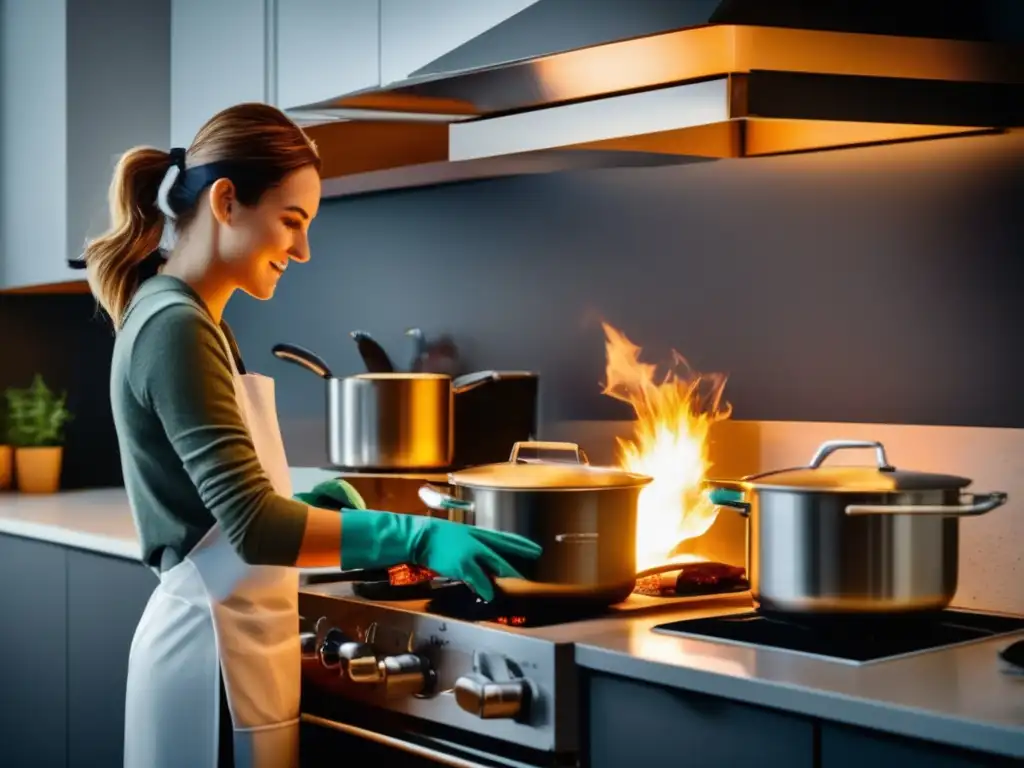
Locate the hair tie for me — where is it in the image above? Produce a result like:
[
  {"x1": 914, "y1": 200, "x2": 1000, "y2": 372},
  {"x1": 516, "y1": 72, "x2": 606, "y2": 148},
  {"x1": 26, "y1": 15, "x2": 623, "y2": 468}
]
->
[
  {"x1": 168, "y1": 147, "x2": 186, "y2": 171},
  {"x1": 156, "y1": 147, "x2": 187, "y2": 219}
]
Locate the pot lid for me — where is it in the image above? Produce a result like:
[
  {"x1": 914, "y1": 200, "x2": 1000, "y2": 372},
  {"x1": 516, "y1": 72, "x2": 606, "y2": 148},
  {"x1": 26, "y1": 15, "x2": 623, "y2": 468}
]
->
[
  {"x1": 448, "y1": 441, "x2": 653, "y2": 491},
  {"x1": 715, "y1": 440, "x2": 972, "y2": 493}
]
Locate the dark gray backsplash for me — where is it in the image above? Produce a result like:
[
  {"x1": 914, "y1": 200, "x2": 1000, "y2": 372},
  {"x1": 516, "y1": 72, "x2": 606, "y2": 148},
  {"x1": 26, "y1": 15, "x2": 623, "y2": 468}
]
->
[
  {"x1": 225, "y1": 129, "x2": 1024, "y2": 440},
  {"x1": 0, "y1": 293, "x2": 121, "y2": 489}
]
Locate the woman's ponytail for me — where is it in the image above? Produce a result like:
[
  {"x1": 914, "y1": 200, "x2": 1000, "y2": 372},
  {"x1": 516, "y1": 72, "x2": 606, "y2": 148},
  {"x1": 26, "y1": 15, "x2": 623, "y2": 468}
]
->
[{"x1": 83, "y1": 147, "x2": 172, "y2": 328}]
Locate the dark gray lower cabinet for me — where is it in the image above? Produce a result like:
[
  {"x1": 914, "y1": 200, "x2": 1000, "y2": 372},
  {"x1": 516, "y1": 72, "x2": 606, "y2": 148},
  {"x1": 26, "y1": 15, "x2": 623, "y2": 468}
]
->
[
  {"x1": 0, "y1": 534, "x2": 156, "y2": 768},
  {"x1": 0, "y1": 535, "x2": 68, "y2": 768},
  {"x1": 820, "y1": 723, "x2": 1018, "y2": 768},
  {"x1": 67, "y1": 550, "x2": 157, "y2": 768},
  {"x1": 584, "y1": 671, "x2": 816, "y2": 768}
]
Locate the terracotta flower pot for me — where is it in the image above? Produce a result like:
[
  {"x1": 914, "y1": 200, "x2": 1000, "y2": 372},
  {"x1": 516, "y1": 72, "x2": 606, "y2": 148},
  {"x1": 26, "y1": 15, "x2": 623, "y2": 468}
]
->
[
  {"x1": 0, "y1": 445, "x2": 12, "y2": 491},
  {"x1": 15, "y1": 446, "x2": 63, "y2": 494}
]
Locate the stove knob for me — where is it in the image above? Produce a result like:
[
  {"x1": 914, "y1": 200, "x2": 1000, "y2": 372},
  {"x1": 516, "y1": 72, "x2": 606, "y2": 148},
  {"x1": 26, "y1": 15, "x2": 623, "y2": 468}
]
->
[
  {"x1": 379, "y1": 653, "x2": 436, "y2": 699},
  {"x1": 340, "y1": 642, "x2": 384, "y2": 684},
  {"x1": 454, "y1": 673, "x2": 530, "y2": 720}
]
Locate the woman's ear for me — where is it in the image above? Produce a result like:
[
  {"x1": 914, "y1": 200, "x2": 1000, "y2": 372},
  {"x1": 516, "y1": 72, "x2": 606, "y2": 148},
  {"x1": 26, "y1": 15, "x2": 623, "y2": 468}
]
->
[{"x1": 208, "y1": 178, "x2": 237, "y2": 225}]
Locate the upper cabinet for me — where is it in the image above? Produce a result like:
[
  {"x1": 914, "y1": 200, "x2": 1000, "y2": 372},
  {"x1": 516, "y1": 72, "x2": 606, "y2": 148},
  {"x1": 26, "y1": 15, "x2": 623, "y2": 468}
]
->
[
  {"x1": 380, "y1": 0, "x2": 539, "y2": 85},
  {"x1": 170, "y1": 0, "x2": 268, "y2": 148},
  {"x1": 276, "y1": 0, "x2": 380, "y2": 110},
  {"x1": 0, "y1": 0, "x2": 171, "y2": 293}
]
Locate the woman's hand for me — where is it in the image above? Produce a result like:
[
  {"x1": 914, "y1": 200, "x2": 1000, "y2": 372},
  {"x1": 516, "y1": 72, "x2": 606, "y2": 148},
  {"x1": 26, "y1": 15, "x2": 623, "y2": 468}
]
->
[{"x1": 339, "y1": 511, "x2": 542, "y2": 601}]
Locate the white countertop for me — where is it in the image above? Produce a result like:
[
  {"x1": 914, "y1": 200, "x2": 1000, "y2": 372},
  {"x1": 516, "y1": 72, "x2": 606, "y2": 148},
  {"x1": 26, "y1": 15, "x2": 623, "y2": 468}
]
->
[{"x1": 0, "y1": 488, "x2": 141, "y2": 559}]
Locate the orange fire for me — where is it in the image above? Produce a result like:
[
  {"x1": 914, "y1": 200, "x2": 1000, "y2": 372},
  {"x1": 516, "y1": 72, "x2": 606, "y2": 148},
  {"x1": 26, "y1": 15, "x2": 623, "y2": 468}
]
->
[{"x1": 600, "y1": 323, "x2": 732, "y2": 571}]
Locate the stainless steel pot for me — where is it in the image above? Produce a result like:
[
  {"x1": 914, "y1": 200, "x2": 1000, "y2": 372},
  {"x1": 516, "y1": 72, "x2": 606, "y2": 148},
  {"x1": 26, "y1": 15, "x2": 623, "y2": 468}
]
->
[
  {"x1": 272, "y1": 342, "x2": 499, "y2": 470},
  {"x1": 706, "y1": 439, "x2": 1009, "y2": 617},
  {"x1": 419, "y1": 441, "x2": 653, "y2": 604}
]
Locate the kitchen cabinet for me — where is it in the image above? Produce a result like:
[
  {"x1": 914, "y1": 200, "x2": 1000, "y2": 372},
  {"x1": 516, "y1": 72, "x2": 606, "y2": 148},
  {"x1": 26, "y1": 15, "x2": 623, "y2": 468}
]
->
[
  {"x1": 0, "y1": 0, "x2": 170, "y2": 292},
  {"x1": 584, "y1": 671, "x2": 816, "y2": 768},
  {"x1": 820, "y1": 723, "x2": 1018, "y2": 768},
  {"x1": 66, "y1": 550, "x2": 157, "y2": 768},
  {"x1": 276, "y1": 0, "x2": 380, "y2": 110},
  {"x1": 170, "y1": 0, "x2": 268, "y2": 148},
  {"x1": 583, "y1": 670, "x2": 1020, "y2": 768},
  {"x1": 0, "y1": 534, "x2": 156, "y2": 768},
  {"x1": 379, "y1": 0, "x2": 538, "y2": 84},
  {"x1": 0, "y1": 535, "x2": 68, "y2": 768}
]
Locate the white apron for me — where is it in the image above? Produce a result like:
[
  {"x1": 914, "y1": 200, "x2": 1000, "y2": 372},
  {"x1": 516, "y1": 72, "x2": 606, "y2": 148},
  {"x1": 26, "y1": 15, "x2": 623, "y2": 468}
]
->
[{"x1": 123, "y1": 291, "x2": 301, "y2": 768}]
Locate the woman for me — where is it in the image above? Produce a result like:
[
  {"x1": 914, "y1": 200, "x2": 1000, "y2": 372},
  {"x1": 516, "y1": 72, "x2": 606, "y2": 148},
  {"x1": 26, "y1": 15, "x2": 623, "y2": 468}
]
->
[{"x1": 79, "y1": 102, "x2": 542, "y2": 768}]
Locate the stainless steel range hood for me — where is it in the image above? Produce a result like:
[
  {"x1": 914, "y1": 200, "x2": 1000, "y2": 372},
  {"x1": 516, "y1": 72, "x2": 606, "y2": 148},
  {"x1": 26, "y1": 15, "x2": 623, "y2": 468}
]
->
[{"x1": 292, "y1": 0, "x2": 1024, "y2": 197}]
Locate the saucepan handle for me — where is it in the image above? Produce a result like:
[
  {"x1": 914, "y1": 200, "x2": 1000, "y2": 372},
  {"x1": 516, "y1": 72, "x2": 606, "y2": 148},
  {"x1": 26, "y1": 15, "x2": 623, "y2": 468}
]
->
[
  {"x1": 509, "y1": 441, "x2": 589, "y2": 466},
  {"x1": 845, "y1": 491, "x2": 1008, "y2": 517},
  {"x1": 707, "y1": 487, "x2": 751, "y2": 517}
]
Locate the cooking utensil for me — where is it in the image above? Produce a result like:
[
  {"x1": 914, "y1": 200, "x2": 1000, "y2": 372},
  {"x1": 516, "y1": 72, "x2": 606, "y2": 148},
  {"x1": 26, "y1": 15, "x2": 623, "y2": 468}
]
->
[
  {"x1": 272, "y1": 341, "x2": 453, "y2": 470},
  {"x1": 419, "y1": 441, "x2": 655, "y2": 605},
  {"x1": 406, "y1": 327, "x2": 461, "y2": 376},
  {"x1": 705, "y1": 439, "x2": 1009, "y2": 617},
  {"x1": 350, "y1": 330, "x2": 394, "y2": 374},
  {"x1": 272, "y1": 342, "x2": 507, "y2": 470}
]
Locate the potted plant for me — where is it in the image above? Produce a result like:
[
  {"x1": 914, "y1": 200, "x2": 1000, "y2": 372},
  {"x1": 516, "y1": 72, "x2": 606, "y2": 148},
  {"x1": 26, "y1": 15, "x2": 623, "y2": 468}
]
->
[
  {"x1": 4, "y1": 374, "x2": 73, "y2": 494},
  {"x1": 0, "y1": 395, "x2": 11, "y2": 491}
]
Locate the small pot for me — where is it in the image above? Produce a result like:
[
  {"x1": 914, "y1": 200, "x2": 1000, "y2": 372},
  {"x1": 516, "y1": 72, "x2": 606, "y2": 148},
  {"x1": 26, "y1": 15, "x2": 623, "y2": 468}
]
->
[
  {"x1": 272, "y1": 342, "x2": 501, "y2": 470},
  {"x1": 706, "y1": 439, "x2": 1009, "y2": 617},
  {"x1": 419, "y1": 441, "x2": 653, "y2": 605}
]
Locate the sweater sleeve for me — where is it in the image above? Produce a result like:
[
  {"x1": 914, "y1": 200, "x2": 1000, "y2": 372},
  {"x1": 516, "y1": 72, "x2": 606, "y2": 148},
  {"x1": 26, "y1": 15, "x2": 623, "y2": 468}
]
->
[{"x1": 128, "y1": 303, "x2": 309, "y2": 565}]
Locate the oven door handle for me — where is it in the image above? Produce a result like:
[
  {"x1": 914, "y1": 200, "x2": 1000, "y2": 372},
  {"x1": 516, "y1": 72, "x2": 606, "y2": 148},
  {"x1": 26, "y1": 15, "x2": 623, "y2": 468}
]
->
[{"x1": 301, "y1": 713, "x2": 536, "y2": 768}]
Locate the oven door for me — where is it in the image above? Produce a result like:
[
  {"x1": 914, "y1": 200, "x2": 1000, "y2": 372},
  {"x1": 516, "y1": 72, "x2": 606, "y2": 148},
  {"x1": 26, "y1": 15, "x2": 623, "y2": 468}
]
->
[{"x1": 300, "y1": 713, "x2": 575, "y2": 768}]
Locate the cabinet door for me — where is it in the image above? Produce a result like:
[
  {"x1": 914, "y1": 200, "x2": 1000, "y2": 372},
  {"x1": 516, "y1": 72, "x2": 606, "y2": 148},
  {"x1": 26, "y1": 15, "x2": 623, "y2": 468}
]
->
[
  {"x1": 171, "y1": 0, "x2": 268, "y2": 148},
  {"x1": 821, "y1": 722, "x2": 1018, "y2": 768},
  {"x1": 0, "y1": 0, "x2": 71, "y2": 290},
  {"x1": 67, "y1": 550, "x2": 157, "y2": 768},
  {"x1": 584, "y1": 671, "x2": 816, "y2": 768},
  {"x1": 276, "y1": 0, "x2": 380, "y2": 110},
  {"x1": 379, "y1": 0, "x2": 537, "y2": 84},
  {"x1": 0, "y1": 535, "x2": 68, "y2": 768}
]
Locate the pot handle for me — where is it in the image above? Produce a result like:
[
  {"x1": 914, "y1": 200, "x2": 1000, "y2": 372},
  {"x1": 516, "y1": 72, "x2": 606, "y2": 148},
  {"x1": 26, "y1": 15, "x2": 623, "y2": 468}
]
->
[
  {"x1": 809, "y1": 440, "x2": 894, "y2": 471},
  {"x1": 554, "y1": 533, "x2": 598, "y2": 543},
  {"x1": 845, "y1": 491, "x2": 1008, "y2": 517},
  {"x1": 707, "y1": 488, "x2": 750, "y2": 517},
  {"x1": 509, "y1": 441, "x2": 589, "y2": 466},
  {"x1": 452, "y1": 370, "x2": 502, "y2": 394},
  {"x1": 418, "y1": 484, "x2": 475, "y2": 524}
]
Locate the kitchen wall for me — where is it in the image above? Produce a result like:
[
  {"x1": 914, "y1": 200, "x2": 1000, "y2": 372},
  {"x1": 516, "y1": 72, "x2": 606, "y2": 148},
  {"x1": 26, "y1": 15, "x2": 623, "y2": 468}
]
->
[
  {"x1": 225, "y1": 129, "x2": 1024, "y2": 463},
  {"x1": 0, "y1": 292, "x2": 122, "y2": 489},
  {"x1": 225, "y1": 128, "x2": 1024, "y2": 614}
]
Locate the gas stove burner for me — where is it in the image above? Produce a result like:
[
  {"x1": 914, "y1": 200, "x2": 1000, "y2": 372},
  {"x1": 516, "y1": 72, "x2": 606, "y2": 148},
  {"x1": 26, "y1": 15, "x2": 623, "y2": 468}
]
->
[
  {"x1": 425, "y1": 582, "x2": 611, "y2": 627},
  {"x1": 652, "y1": 608, "x2": 1024, "y2": 664},
  {"x1": 633, "y1": 560, "x2": 749, "y2": 598}
]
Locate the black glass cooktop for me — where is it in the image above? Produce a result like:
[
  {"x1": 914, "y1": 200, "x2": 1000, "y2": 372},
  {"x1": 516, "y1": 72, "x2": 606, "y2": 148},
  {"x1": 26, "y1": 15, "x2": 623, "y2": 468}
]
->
[{"x1": 652, "y1": 609, "x2": 1024, "y2": 664}]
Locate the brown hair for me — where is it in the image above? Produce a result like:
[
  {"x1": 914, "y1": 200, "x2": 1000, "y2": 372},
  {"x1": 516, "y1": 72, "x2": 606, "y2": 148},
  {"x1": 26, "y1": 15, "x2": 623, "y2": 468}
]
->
[{"x1": 82, "y1": 102, "x2": 321, "y2": 328}]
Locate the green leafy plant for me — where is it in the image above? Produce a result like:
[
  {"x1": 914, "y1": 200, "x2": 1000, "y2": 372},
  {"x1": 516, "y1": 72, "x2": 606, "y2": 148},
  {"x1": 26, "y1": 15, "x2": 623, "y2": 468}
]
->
[{"x1": 4, "y1": 374, "x2": 73, "y2": 447}]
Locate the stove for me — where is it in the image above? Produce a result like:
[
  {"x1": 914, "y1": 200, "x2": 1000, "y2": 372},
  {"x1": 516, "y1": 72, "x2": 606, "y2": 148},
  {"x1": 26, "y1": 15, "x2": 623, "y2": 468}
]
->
[
  {"x1": 652, "y1": 608, "x2": 1024, "y2": 665},
  {"x1": 297, "y1": 575, "x2": 751, "y2": 765}
]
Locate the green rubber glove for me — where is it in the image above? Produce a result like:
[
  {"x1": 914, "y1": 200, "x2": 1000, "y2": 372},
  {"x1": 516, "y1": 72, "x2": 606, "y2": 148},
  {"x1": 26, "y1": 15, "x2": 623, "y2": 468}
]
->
[
  {"x1": 294, "y1": 478, "x2": 367, "y2": 511},
  {"x1": 340, "y1": 511, "x2": 543, "y2": 602}
]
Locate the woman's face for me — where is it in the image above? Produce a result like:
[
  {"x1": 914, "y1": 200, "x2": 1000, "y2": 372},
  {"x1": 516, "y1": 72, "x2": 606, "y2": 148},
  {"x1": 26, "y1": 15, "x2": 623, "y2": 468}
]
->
[{"x1": 210, "y1": 165, "x2": 322, "y2": 300}]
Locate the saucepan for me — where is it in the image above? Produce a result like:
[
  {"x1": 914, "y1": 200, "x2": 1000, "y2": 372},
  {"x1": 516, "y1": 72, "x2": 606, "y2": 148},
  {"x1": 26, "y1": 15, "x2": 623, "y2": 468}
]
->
[
  {"x1": 271, "y1": 342, "x2": 501, "y2": 470},
  {"x1": 419, "y1": 441, "x2": 715, "y2": 607},
  {"x1": 705, "y1": 439, "x2": 1009, "y2": 618}
]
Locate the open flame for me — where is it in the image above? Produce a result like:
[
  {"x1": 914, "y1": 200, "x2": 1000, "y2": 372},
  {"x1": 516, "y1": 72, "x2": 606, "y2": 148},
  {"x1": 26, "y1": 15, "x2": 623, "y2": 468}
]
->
[{"x1": 600, "y1": 323, "x2": 732, "y2": 571}]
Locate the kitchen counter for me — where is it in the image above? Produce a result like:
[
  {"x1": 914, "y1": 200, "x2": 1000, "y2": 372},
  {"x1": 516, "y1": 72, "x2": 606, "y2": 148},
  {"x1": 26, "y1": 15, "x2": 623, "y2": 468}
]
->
[
  {"x1": 570, "y1": 600, "x2": 1024, "y2": 761},
  {"x1": 0, "y1": 488, "x2": 141, "y2": 559}
]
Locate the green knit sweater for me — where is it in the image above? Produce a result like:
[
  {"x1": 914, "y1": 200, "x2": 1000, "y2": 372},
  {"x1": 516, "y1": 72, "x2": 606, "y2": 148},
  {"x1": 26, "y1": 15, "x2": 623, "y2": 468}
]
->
[{"x1": 110, "y1": 275, "x2": 308, "y2": 572}]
